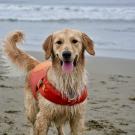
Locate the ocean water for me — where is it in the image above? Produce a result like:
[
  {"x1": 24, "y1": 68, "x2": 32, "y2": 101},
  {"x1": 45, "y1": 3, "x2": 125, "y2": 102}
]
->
[{"x1": 0, "y1": 0, "x2": 135, "y2": 59}]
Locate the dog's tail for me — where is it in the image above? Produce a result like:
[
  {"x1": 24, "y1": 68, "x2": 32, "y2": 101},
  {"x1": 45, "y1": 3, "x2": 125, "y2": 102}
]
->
[{"x1": 3, "y1": 31, "x2": 40, "y2": 72}]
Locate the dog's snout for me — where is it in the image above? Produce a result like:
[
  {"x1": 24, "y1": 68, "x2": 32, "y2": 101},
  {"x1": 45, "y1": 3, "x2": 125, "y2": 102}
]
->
[{"x1": 62, "y1": 51, "x2": 71, "y2": 59}]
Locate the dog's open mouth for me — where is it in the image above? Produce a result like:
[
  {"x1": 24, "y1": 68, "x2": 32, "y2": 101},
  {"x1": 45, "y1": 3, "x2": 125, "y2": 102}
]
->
[{"x1": 61, "y1": 60, "x2": 74, "y2": 73}]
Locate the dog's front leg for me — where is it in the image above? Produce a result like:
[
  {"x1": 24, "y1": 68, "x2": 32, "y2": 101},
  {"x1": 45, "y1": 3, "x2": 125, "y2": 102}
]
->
[
  {"x1": 56, "y1": 125, "x2": 65, "y2": 135},
  {"x1": 33, "y1": 111, "x2": 50, "y2": 135},
  {"x1": 70, "y1": 114, "x2": 84, "y2": 135},
  {"x1": 24, "y1": 87, "x2": 38, "y2": 125}
]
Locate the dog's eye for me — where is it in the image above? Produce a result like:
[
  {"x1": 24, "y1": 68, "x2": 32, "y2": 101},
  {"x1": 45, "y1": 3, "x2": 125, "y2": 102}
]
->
[
  {"x1": 56, "y1": 40, "x2": 62, "y2": 45},
  {"x1": 72, "y1": 39, "x2": 78, "y2": 44}
]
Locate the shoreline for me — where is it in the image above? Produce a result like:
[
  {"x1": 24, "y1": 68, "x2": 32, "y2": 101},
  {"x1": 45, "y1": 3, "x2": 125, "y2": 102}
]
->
[
  {"x1": 27, "y1": 50, "x2": 135, "y2": 76},
  {"x1": 0, "y1": 19, "x2": 135, "y2": 61},
  {"x1": 26, "y1": 49, "x2": 135, "y2": 61}
]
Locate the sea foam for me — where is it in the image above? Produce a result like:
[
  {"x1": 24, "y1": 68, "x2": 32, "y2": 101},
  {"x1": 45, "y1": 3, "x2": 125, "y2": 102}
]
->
[{"x1": 0, "y1": 4, "x2": 135, "y2": 22}]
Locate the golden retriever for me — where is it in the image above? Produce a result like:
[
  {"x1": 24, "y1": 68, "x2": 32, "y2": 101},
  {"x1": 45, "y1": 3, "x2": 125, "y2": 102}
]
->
[{"x1": 3, "y1": 28, "x2": 95, "y2": 135}]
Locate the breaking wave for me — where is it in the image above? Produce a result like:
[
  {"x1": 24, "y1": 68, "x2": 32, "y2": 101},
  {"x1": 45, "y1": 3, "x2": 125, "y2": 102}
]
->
[{"x1": 0, "y1": 4, "x2": 135, "y2": 22}]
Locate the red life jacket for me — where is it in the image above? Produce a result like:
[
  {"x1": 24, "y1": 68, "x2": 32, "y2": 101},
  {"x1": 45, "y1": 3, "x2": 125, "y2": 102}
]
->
[{"x1": 28, "y1": 61, "x2": 88, "y2": 106}]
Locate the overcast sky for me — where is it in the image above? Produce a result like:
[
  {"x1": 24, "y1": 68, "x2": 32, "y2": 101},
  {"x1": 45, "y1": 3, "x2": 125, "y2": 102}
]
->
[{"x1": 0, "y1": 0, "x2": 135, "y2": 6}]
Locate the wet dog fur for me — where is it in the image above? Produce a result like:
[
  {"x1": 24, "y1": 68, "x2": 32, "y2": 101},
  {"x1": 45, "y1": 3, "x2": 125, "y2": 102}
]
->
[{"x1": 3, "y1": 29, "x2": 95, "y2": 135}]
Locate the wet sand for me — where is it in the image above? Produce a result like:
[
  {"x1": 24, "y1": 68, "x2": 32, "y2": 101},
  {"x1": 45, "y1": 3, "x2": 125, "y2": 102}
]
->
[{"x1": 0, "y1": 50, "x2": 135, "y2": 135}]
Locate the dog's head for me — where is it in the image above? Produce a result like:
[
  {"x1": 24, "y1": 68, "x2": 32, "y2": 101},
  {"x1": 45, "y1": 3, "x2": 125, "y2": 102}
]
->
[{"x1": 43, "y1": 28, "x2": 95, "y2": 73}]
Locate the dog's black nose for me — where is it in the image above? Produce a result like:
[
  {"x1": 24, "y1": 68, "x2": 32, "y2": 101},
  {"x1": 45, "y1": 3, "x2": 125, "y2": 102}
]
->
[{"x1": 62, "y1": 51, "x2": 71, "y2": 59}]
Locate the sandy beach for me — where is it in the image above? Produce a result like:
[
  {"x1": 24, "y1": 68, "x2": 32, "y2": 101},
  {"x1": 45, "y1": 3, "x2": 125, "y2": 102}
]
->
[{"x1": 0, "y1": 50, "x2": 135, "y2": 135}]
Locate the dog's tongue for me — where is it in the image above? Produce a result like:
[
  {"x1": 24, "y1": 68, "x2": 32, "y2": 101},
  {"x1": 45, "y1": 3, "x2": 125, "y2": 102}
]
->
[{"x1": 62, "y1": 61, "x2": 73, "y2": 73}]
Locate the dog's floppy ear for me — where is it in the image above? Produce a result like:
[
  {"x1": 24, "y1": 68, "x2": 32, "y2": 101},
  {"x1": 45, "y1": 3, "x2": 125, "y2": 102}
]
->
[
  {"x1": 43, "y1": 35, "x2": 53, "y2": 59},
  {"x1": 82, "y1": 33, "x2": 95, "y2": 55}
]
